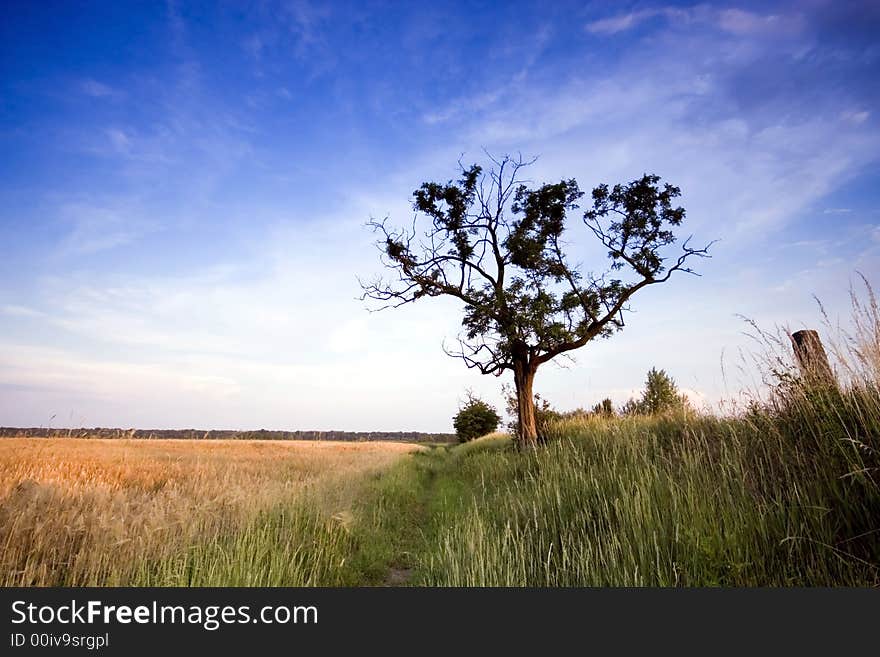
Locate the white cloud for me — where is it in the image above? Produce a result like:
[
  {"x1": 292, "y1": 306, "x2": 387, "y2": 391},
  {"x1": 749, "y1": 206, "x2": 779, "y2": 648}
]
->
[
  {"x1": 585, "y1": 8, "x2": 689, "y2": 35},
  {"x1": 0, "y1": 305, "x2": 44, "y2": 318},
  {"x1": 0, "y1": 199, "x2": 495, "y2": 430},
  {"x1": 422, "y1": 89, "x2": 504, "y2": 125},
  {"x1": 716, "y1": 8, "x2": 804, "y2": 37},
  {"x1": 80, "y1": 78, "x2": 116, "y2": 98},
  {"x1": 841, "y1": 109, "x2": 870, "y2": 125},
  {"x1": 424, "y1": 16, "x2": 879, "y2": 244},
  {"x1": 58, "y1": 200, "x2": 159, "y2": 254},
  {"x1": 586, "y1": 6, "x2": 803, "y2": 38},
  {"x1": 105, "y1": 128, "x2": 131, "y2": 154}
]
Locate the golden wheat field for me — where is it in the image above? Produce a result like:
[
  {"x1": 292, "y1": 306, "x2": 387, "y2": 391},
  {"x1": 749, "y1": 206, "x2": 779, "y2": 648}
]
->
[{"x1": 0, "y1": 438, "x2": 421, "y2": 586}]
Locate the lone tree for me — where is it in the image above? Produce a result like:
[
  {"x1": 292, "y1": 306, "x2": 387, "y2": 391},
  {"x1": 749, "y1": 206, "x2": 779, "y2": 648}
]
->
[
  {"x1": 361, "y1": 154, "x2": 711, "y2": 448},
  {"x1": 623, "y1": 367, "x2": 690, "y2": 415}
]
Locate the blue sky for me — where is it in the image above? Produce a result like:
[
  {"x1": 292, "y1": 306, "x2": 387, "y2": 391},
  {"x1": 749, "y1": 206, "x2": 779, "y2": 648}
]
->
[{"x1": 1, "y1": 0, "x2": 878, "y2": 431}]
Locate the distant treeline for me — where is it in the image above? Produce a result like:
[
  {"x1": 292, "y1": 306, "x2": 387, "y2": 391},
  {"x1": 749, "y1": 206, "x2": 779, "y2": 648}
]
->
[{"x1": 0, "y1": 427, "x2": 456, "y2": 443}]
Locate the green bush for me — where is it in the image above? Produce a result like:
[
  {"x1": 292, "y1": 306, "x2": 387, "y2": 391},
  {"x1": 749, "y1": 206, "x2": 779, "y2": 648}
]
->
[
  {"x1": 453, "y1": 394, "x2": 501, "y2": 443},
  {"x1": 623, "y1": 367, "x2": 690, "y2": 415}
]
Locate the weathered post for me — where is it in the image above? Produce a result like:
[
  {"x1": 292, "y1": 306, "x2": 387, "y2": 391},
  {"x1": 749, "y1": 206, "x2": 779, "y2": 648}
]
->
[{"x1": 790, "y1": 329, "x2": 835, "y2": 385}]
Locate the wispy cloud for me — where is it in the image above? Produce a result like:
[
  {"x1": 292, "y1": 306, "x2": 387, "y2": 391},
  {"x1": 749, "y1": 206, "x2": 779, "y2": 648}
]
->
[
  {"x1": 585, "y1": 5, "x2": 804, "y2": 38},
  {"x1": 426, "y1": 8, "x2": 879, "y2": 243},
  {"x1": 1, "y1": 221, "x2": 481, "y2": 429},
  {"x1": 58, "y1": 200, "x2": 159, "y2": 254},
  {"x1": 240, "y1": 0, "x2": 335, "y2": 76},
  {"x1": 80, "y1": 78, "x2": 117, "y2": 98},
  {"x1": 716, "y1": 8, "x2": 802, "y2": 36},
  {"x1": 422, "y1": 88, "x2": 506, "y2": 125},
  {"x1": 0, "y1": 305, "x2": 44, "y2": 318},
  {"x1": 285, "y1": 0, "x2": 330, "y2": 58},
  {"x1": 841, "y1": 109, "x2": 870, "y2": 125},
  {"x1": 585, "y1": 8, "x2": 689, "y2": 35},
  {"x1": 105, "y1": 127, "x2": 132, "y2": 154}
]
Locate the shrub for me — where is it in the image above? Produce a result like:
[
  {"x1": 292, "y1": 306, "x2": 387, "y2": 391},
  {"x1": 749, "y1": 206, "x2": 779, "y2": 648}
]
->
[
  {"x1": 534, "y1": 393, "x2": 563, "y2": 432},
  {"x1": 453, "y1": 394, "x2": 501, "y2": 442},
  {"x1": 623, "y1": 367, "x2": 690, "y2": 415},
  {"x1": 592, "y1": 398, "x2": 615, "y2": 417},
  {"x1": 500, "y1": 385, "x2": 561, "y2": 440}
]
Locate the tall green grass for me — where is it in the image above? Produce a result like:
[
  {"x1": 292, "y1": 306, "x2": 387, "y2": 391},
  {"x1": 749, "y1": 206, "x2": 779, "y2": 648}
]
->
[
  {"x1": 404, "y1": 283, "x2": 880, "y2": 586},
  {"x1": 413, "y1": 411, "x2": 876, "y2": 585},
  {"x1": 128, "y1": 504, "x2": 357, "y2": 586}
]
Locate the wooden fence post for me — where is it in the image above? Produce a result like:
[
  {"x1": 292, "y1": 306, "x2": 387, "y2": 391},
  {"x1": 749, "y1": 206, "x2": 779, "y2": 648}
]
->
[{"x1": 790, "y1": 329, "x2": 835, "y2": 385}]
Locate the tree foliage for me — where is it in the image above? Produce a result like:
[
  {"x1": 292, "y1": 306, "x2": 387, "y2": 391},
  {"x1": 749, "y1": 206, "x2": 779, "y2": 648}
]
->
[
  {"x1": 361, "y1": 154, "x2": 710, "y2": 446},
  {"x1": 453, "y1": 394, "x2": 501, "y2": 442},
  {"x1": 623, "y1": 367, "x2": 690, "y2": 415},
  {"x1": 592, "y1": 398, "x2": 615, "y2": 417}
]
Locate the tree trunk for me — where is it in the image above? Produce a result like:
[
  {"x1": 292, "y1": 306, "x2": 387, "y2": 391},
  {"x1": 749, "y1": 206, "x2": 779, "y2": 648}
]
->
[{"x1": 513, "y1": 356, "x2": 538, "y2": 449}]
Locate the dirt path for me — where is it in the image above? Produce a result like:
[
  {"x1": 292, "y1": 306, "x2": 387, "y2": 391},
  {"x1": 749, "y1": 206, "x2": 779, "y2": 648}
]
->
[
  {"x1": 385, "y1": 566, "x2": 413, "y2": 586},
  {"x1": 380, "y1": 448, "x2": 444, "y2": 586}
]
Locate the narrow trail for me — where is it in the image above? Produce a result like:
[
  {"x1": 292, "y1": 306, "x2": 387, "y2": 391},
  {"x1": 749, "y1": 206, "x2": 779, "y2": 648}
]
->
[
  {"x1": 380, "y1": 448, "x2": 443, "y2": 587},
  {"x1": 384, "y1": 566, "x2": 412, "y2": 586}
]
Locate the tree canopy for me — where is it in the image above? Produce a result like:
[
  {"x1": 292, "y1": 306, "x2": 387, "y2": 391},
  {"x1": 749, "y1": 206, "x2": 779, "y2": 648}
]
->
[{"x1": 362, "y1": 154, "x2": 711, "y2": 446}]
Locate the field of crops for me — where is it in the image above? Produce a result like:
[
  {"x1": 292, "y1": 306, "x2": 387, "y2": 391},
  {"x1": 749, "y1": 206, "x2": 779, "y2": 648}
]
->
[{"x1": 0, "y1": 438, "x2": 419, "y2": 586}]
